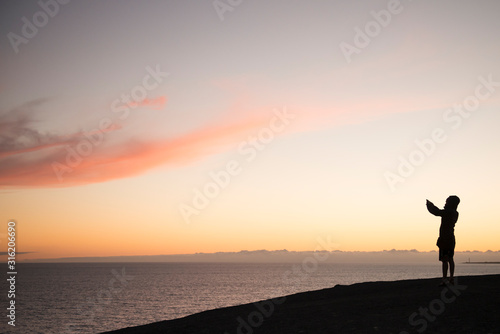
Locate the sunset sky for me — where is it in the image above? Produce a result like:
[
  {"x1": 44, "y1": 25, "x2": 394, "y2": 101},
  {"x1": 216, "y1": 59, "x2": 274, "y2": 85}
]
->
[{"x1": 1, "y1": 0, "x2": 500, "y2": 261}]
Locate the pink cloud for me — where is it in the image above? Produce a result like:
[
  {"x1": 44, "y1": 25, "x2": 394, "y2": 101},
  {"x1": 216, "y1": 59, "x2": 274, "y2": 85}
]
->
[
  {"x1": 2, "y1": 82, "x2": 471, "y2": 189},
  {"x1": 0, "y1": 103, "x2": 276, "y2": 188}
]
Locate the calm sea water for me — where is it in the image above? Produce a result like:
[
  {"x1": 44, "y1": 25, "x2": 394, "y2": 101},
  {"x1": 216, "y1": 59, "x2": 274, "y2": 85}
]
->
[{"x1": 1, "y1": 262, "x2": 500, "y2": 334}]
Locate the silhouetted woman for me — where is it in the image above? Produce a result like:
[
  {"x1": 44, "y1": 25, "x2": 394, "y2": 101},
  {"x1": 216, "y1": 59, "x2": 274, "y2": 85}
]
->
[{"x1": 426, "y1": 196, "x2": 460, "y2": 286}]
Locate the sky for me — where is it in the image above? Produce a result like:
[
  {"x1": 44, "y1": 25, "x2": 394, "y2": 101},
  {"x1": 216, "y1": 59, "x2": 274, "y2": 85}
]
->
[{"x1": 1, "y1": 0, "x2": 500, "y2": 261}]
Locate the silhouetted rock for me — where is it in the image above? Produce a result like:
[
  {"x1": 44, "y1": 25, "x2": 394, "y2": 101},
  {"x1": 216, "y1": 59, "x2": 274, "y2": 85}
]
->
[{"x1": 101, "y1": 274, "x2": 500, "y2": 334}]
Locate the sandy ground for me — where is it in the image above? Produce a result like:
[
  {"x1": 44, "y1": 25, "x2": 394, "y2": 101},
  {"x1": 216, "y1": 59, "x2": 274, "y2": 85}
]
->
[{"x1": 102, "y1": 274, "x2": 500, "y2": 334}]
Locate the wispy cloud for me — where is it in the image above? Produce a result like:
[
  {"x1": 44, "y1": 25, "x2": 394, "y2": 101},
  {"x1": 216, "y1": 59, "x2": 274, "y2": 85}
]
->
[
  {"x1": 127, "y1": 96, "x2": 167, "y2": 110},
  {"x1": 0, "y1": 100, "x2": 276, "y2": 188},
  {"x1": 1, "y1": 84, "x2": 464, "y2": 189}
]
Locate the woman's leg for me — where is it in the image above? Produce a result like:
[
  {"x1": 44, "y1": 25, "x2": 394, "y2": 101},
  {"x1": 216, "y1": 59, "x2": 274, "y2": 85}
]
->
[
  {"x1": 442, "y1": 258, "x2": 449, "y2": 279},
  {"x1": 449, "y1": 257, "x2": 455, "y2": 282}
]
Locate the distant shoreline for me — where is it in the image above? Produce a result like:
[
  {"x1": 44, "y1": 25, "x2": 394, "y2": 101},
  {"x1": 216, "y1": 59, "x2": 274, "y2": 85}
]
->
[{"x1": 12, "y1": 249, "x2": 500, "y2": 263}]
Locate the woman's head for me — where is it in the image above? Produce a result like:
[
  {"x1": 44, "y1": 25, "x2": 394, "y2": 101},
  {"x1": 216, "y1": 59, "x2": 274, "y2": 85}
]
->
[{"x1": 445, "y1": 195, "x2": 460, "y2": 210}]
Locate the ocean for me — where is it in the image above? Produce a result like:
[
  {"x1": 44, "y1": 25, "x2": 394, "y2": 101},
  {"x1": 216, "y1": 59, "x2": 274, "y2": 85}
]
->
[{"x1": 2, "y1": 262, "x2": 500, "y2": 334}]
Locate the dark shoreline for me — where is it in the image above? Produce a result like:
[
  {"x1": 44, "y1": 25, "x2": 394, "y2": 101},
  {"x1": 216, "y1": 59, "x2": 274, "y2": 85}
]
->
[{"x1": 101, "y1": 274, "x2": 500, "y2": 334}]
